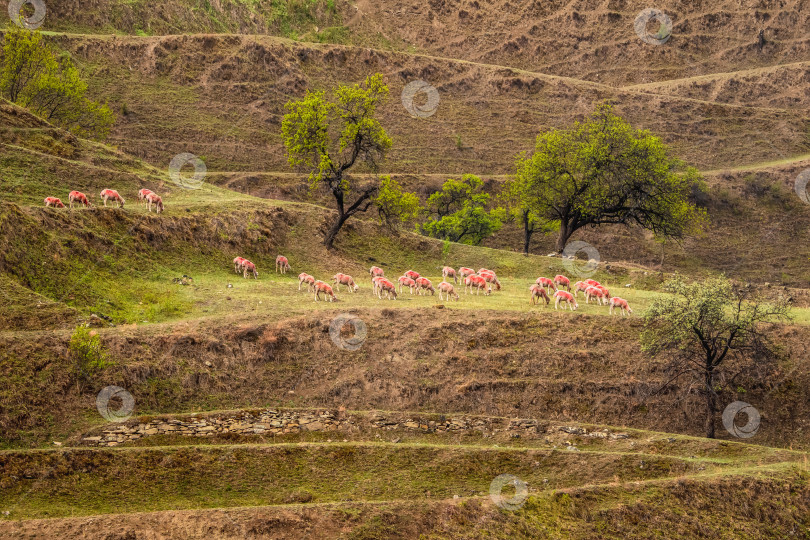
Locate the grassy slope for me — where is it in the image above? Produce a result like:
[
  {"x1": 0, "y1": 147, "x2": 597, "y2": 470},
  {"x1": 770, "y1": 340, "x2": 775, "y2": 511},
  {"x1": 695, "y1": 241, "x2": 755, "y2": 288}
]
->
[
  {"x1": 1, "y1": 414, "x2": 808, "y2": 536},
  {"x1": 0, "y1": 441, "x2": 719, "y2": 518}
]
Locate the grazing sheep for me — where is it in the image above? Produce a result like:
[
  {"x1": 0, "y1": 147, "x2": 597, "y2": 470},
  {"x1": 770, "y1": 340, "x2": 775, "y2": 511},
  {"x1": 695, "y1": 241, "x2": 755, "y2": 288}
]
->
[
  {"x1": 464, "y1": 275, "x2": 491, "y2": 296},
  {"x1": 276, "y1": 255, "x2": 291, "y2": 274},
  {"x1": 529, "y1": 284, "x2": 550, "y2": 305},
  {"x1": 138, "y1": 189, "x2": 153, "y2": 205},
  {"x1": 609, "y1": 297, "x2": 633, "y2": 316},
  {"x1": 554, "y1": 290, "x2": 578, "y2": 311},
  {"x1": 553, "y1": 275, "x2": 571, "y2": 292},
  {"x1": 333, "y1": 273, "x2": 359, "y2": 292},
  {"x1": 242, "y1": 260, "x2": 259, "y2": 279},
  {"x1": 438, "y1": 281, "x2": 459, "y2": 301},
  {"x1": 479, "y1": 270, "x2": 501, "y2": 291},
  {"x1": 376, "y1": 278, "x2": 397, "y2": 300},
  {"x1": 535, "y1": 277, "x2": 557, "y2": 294},
  {"x1": 370, "y1": 266, "x2": 385, "y2": 280},
  {"x1": 458, "y1": 267, "x2": 475, "y2": 279},
  {"x1": 100, "y1": 189, "x2": 125, "y2": 208},
  {"x1": 298, "y1": 272, "x2": 316, "y2": 291},
  {"x1": 145, "y1": 192, "x2": 164, "y2": 214},
  {"x1": 415, "y1": 277, "x2": 435, "y2": 296},
  {"x1": 68, "y1": 191, "x2": 91, "y2": 208},
  {"x1": 44, "y1": 197, "x2": 65, "y2": 208},
  {"x1": 313, "y1": 280, "x2": 337, "y2": 302},
  {"x1": 398, "y1": 276, "x2": 417, "y2": 294}
]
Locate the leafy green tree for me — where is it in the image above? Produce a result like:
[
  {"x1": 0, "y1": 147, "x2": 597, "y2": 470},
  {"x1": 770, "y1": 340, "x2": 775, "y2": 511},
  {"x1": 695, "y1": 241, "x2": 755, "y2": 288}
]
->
[
  {"x1": 375, "y1": 175, "x2": 422, "y2": 231},
  {"x1": 282, "y1": 73, "x2": 392, "y2": 248},
  {"x1": 1, "y1": 26, "x2": 114, "y2": 138},
  {"x1": 421, "y1": 174, "x2": 504, "y2": 245},
  {"x1": 515, "y1": 103, "x2": 707, "y2": 253},
  {"x1": 641, "y1": 276, "x2": 790, "y2": 439},
  {"x1": 502, "y1": 161, "x2": 557, "y2": 255}
]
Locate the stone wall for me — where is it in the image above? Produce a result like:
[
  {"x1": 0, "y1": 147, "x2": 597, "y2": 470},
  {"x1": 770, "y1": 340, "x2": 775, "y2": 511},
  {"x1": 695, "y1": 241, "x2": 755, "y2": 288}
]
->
[{"x1": 80, "y1": 409, "x2": 630, "y2": 447}]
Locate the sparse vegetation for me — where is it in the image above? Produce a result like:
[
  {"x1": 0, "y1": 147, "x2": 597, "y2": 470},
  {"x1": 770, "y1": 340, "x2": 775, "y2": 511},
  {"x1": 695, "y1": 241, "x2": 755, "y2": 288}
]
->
[
  {"x1": 68, "y1": 325, "x2": 113, "y2": 391},
  {"x1": 642, "y1": 276, "x2": 792, "y2": 438}
]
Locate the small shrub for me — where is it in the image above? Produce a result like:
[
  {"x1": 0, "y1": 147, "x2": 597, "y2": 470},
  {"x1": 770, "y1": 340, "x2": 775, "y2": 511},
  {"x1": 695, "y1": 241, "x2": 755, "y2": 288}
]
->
[
  {"x1": 69, "y1": 325, "x2": 113, "y2": 389},
  {"x1": 375, "y1": 175, "x2": 422, "y2": 232}
]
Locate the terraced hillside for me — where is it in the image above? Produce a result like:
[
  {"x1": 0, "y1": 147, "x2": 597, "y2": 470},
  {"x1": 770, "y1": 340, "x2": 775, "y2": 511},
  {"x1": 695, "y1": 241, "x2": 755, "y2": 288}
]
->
[{"x1": 2, "y1": 0, "x2": 810, "y2": 538}]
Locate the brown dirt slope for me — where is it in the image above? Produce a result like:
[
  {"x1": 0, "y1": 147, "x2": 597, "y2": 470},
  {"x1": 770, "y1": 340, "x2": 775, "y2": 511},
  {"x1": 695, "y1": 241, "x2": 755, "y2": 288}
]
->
[
  {"x1": 4, "y1": 309, "x2": 810, "y2": 448},
  {"x1": 624, "y1": 61, "x2": 810, "y2": 108},
  {"x1": 56, "y1": 33, "x2": 809, "y2": 174},
  {"x1": 17, "y1": 0, "x2": 810, "y2": 89}
]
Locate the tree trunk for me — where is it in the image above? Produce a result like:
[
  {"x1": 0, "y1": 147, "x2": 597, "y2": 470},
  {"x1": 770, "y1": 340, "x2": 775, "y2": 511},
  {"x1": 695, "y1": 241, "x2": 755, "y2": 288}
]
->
[
  {"x1": 555, "y1": 222, "x2": 573, "y2": 253},
  {"x1": 324, "y1": 213, "x2": 347, "y2": 250},
  {"x1": 704, "y1": 368, "x2": 716, "y2": 439},
  {"x1": 522, "y1": 212, "x2": 533, "y2": 255},
  {"x1": 323, "y1": 184, "x2": 376, "y2": 249}
]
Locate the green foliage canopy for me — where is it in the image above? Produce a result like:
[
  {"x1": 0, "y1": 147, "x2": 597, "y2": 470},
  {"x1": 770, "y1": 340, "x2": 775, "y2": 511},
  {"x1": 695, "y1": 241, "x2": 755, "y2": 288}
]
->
[{"x1": 515, "y1": 103, "x2": 707, "y2": 252}]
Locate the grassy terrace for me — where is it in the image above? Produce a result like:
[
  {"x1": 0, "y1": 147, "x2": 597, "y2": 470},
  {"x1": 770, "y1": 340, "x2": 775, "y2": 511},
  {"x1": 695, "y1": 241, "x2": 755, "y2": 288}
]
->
[
  {"x1": 1, "y1": 424, "x2": 807, "y2": 520},
  {"x1": 3, "y1": 167, "x2": 808, "y2": 327}
]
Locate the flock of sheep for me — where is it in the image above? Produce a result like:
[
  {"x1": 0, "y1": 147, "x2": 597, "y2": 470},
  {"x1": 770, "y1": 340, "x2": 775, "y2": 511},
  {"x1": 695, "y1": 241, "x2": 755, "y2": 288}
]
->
[
  {"x1": 41, "y1": 190, "x2": 633, "y2": 315},
  {"x1": 230, "y1": 256, "x2": 634, "y2": 315}
]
